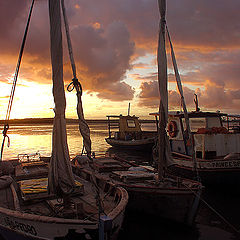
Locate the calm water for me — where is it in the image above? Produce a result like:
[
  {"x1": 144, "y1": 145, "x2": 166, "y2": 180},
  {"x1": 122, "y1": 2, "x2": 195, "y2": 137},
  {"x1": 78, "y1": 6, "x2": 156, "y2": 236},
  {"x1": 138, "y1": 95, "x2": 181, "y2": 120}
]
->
[{"x1": 0, "y1": 122, "x2": 239, "y2": 240}]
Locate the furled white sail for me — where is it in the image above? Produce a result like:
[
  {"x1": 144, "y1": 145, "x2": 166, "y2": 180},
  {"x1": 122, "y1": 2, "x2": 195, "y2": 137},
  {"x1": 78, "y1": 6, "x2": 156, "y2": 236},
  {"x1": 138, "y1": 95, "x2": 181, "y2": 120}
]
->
[
  {"x1": 157, "y1": 0, "x2": 174, "y2": 180},
  {"x1": 48, "y1": 0, "x2": 75, "y2": 195}
]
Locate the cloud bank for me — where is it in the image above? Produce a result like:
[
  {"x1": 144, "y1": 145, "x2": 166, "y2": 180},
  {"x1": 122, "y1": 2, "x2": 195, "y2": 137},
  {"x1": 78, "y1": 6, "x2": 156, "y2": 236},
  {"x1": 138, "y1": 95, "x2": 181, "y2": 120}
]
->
[{"x1": 0, "y1": 0, "x2": 239, "y2": 111}]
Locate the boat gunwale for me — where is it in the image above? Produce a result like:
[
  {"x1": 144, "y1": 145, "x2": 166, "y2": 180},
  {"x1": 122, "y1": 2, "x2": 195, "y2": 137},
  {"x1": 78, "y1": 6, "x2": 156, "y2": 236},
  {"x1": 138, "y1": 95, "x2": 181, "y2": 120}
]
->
[{"x1": 0, "y1": 164, "x2": 128, "y2": 226}]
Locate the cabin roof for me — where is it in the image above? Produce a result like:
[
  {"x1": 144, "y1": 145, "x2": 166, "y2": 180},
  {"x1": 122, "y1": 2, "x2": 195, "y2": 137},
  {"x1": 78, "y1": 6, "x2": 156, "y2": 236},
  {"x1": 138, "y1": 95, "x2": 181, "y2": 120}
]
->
[
  {"x1": 106, "y1": 115, "x2": 139, "y2": 119},
  {"x1": 149, "y1": 111, "x2": 227, "y2": 118}
]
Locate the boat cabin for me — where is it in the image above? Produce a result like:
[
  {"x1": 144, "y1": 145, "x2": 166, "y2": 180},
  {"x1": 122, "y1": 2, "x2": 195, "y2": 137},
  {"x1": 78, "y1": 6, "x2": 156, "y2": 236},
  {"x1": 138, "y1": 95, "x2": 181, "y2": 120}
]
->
[
  {"x1": 107, "y1": 115, "x2": 142, "y2": 140},
  {"x1": 150, "y1": 111, "x2": 240, "y2": 159}
]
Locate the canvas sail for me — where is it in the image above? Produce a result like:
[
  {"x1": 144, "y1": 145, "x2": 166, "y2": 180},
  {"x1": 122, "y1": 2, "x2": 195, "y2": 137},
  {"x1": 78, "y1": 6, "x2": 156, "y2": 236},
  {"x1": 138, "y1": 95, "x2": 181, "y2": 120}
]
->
[
  {"x1": 48, "y1": 0, "x2": 75, "y2": 195},
  {"x1": 157, "y1": 0, "x2": 174, "y2": 179}
]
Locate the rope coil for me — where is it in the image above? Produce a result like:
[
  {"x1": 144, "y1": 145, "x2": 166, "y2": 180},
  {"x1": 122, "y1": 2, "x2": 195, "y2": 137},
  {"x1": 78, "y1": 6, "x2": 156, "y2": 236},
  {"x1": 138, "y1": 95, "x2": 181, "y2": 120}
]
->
[
  {"x1": 67, "y1": 77, "x2": 82, "y2": 96},
  {"x1": 2, "y1": 124, "x2": 10, "y2": 148}
]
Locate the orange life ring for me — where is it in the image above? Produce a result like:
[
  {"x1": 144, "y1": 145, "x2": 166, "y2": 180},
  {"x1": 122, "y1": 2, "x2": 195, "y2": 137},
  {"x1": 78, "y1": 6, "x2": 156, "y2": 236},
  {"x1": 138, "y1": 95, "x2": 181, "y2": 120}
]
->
[{"x1": 168, "y1": 121, "x2": 178, "y2": 138}]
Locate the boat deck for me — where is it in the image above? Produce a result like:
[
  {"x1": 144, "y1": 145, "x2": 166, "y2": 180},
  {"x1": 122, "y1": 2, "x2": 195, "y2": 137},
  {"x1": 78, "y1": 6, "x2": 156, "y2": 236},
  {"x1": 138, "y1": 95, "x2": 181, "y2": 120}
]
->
[{"x1": 0, "y1": 162, "x2": 122, "y2": 221}]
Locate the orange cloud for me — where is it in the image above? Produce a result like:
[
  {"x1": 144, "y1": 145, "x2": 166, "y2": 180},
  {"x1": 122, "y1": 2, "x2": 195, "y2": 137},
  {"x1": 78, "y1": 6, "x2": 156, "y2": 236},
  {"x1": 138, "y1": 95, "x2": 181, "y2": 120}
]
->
[
  {"x1": 0, "y1": 0, "x2": 240, "y2": 110},
  {"x1": 138, "y1": 80, "x2": 240, "y2": 113}
]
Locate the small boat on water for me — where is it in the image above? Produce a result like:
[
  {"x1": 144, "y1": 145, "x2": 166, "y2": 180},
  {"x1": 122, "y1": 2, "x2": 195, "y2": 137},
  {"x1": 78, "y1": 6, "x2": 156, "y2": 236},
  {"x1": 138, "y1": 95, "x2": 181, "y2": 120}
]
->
[
  {"x1": 73, "y1": 154, "x2": 202, "y2": 226},
  {"x1": 0, "y1": 1, "x2": 128, "y2": 239},
  {"x1": 151, "y1": 110, "x2": 240, "y2": 187},
  {"x1": 105, "y1": 115, "x2": 157, "y2": 151}
]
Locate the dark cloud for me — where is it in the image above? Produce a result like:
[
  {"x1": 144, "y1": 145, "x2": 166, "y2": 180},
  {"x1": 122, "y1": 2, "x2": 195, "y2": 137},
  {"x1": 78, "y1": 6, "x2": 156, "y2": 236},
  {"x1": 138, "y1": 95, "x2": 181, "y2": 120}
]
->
[
  {"x1": 138, "y1": 80, "x2": 240, "y2": 112},
  {"x1": 0, "y1": 1, "x2": 135, "y2": 101},
  {"x1": 138, "y1": 81, "x2": 159, "y2": 107},
  {"x1": 167, "y1": 0, "x2": 240, "y2": 49},
  {"x1": 70, "y1": 21, "x2": 135, "y2": 100},
  {"x1": 0, "y1": 0, "x2": 240, "y2": 106},
  {"x1": 97, "y1": 82, "x2": 134, "y2": 101},
  {"x1": 70, "y1": 0, "x2": 240, "y2": 50},
  {"x1": 0, "y1": 1, "x2": 28, "y2": 52},
  {"x1": 166, "y1": 49, "x2": 240, "y2": 90}
]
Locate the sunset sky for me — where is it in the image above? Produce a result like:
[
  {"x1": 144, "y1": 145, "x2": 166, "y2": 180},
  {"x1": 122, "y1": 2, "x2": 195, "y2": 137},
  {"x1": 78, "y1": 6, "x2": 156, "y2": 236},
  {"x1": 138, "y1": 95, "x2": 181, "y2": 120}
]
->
[{"x1": 0, "y1": 0, "x2": 240, "y2": 120}]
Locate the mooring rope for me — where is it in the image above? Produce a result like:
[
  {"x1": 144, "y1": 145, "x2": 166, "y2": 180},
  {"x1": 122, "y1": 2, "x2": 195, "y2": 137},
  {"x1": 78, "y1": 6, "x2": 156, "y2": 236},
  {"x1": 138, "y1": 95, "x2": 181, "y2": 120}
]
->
[
  {"x1": 0, "y1": 0, "x2": 35, "y2": 161},
  {"x1": 183, "y1": 182, "x2": 239, "y2": 235}
]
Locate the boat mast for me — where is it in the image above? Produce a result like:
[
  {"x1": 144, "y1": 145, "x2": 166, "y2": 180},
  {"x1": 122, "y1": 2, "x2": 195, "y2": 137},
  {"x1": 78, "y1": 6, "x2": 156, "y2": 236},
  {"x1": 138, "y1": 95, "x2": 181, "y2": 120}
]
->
[
  {"x1": 48, "y1": 0, "x2": 75, "y2": 196},
  {"x1": 157, "y1": 0, "x2": 173, "y2": 180},
  {"x1": 128, "y1": 103, "x2": 131, "y2": 115}
]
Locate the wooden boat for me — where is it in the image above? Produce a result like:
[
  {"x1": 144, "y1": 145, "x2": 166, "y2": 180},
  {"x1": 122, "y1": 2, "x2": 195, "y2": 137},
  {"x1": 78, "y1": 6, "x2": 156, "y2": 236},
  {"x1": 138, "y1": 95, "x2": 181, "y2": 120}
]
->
[
  {"x1": 150, "y1": 111, "x2": 240, "y2": 187},
  {"x1": 0, "y1": 155, "x2": 128, "y2": 240},
  {"x1": 76, "y1": 0, "x2": 201, "y2": 227},
  {"x1": 73, "y1": 155, "x2": 202, "y2": 226},
  {"x1": 105, "y1": 115, "x2": 157, "y2": 151},
  {"x1": 0, "y1": 0, "x2": 128, "y2": 239}
]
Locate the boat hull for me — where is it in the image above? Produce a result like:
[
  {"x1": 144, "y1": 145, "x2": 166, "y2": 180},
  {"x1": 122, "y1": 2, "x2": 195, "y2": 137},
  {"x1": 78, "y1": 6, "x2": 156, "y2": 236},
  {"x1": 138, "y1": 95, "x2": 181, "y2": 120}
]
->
[
  {"x1": 0, "y1": 195, "x2": 127, "y2": 240},
  {"x1": 0, "y1": 189, "x2": 126, "y2": 240},
  {"x1": 0, "y1": 209, "x2": 97, "y2": 240},
  {"x1": 73, "y1": 161, "x2": 201, "y2": 226},
  {"x1": 168, "y1": 156, "x2": 240, "y2": 188},
  {"x1": 122, "y1": 184, "x2": 201, "y2": 225},
  {"x1": 105, "y1": 138, "x2": 155, "y2": 151},
  {"x1": 0, "y1": 160, "x2": 128, "y2": 240}
]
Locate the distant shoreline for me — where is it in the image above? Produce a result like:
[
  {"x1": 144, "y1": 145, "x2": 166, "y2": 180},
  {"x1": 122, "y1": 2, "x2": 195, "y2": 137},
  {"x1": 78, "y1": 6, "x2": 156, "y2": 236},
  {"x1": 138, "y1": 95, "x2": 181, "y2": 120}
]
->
[{"x1": 0, "y1": 118, "x2": 155, "y2": 125}]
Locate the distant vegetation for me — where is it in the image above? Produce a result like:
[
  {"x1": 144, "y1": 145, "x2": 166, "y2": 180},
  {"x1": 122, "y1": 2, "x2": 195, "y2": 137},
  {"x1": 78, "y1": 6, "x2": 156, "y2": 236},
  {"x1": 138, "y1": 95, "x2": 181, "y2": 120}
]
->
[{"x1": 0, "y1": 118, "x2": 154, "y2": 125}]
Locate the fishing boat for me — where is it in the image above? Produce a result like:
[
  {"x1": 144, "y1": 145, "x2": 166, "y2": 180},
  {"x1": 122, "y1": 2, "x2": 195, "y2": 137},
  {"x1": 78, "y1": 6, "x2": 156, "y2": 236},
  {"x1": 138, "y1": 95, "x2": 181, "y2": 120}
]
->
[
  {"x1": 75, "y1": 0, "x2": 203, "y2": 226},
  {"x1": 150, "y1": 109, "x2": 240, "y2": 187},
  {"x1": 0, "y1": 1, "x2": 128, "y2": 239},
  {"x1": 73, "y1": 154, "x2": 202, "y2": 225},
  {"x1": 105, "y1": 114, "x2": 157, "y2": 151}
]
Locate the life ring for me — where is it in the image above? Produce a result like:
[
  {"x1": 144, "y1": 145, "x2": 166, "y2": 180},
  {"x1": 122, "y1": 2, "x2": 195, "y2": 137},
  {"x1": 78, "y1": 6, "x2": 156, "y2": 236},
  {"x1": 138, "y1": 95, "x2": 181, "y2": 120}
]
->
[{"x1": 168, "y1": 121, "x2": 178, "y2": 138}]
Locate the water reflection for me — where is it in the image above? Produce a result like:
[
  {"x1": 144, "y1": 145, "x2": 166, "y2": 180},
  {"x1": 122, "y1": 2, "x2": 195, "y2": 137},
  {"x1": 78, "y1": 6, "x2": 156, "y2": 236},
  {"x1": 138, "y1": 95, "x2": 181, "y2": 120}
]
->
[{"x1": 0, "y1": 123, "x2": 112, "y2": 160}]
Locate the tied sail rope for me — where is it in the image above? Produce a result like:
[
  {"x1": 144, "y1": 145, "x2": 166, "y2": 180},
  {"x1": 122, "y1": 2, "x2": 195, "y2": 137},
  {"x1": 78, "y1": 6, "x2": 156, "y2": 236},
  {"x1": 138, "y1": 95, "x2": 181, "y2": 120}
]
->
[
  {"x1": 0, "y1": 0, "x2": 35, "y2": 162},
  {"x1": 166, "y1": 25, "x2": 200, "y2": 182},
  {"x1": 60, "y1": 0, "x2": 91, "y2": 158},
  {"x1": 60, "y1": 0, "x2": 104, "y2": 216}
]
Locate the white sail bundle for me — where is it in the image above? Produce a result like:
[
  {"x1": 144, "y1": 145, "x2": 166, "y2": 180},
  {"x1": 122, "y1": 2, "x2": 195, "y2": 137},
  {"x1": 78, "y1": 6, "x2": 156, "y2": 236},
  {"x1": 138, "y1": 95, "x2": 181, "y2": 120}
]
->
[{"x1": 48, "y1": 0, "x2": 75, "y2": 196}]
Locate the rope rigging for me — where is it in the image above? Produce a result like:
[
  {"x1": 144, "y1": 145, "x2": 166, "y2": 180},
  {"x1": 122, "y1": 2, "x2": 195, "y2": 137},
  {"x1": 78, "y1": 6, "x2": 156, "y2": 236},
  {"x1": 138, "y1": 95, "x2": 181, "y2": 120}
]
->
[
  {"x1": 0, "y1": 0, "x2": 35, "y2": 162},
  {"x1": 61, "y1": 0, "x2": 103, "y2": 218},
  {"x1": 61, "y1": 0, "x2": 91, "y2": 158},
  {"x1": 61, "y1": 0, "x2": 82, "y2": 97},
  {"x1": 166, "y1": 24, "x2": 200, "y2": 182}
]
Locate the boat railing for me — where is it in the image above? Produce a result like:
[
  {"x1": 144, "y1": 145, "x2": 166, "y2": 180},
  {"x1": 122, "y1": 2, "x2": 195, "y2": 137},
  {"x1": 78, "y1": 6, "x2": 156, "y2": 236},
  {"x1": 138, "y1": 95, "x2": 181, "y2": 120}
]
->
[
  {"x1": 107, "y1": 116, "x2": 119, "y2": 138},
  {"x1": 17, "y1": 152, "x2": 41, "y2": 163},
  {"x1": 223, "y1": 115, "x2": 240, "y2": 133}
]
